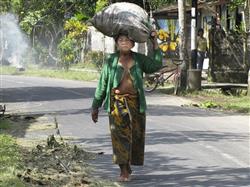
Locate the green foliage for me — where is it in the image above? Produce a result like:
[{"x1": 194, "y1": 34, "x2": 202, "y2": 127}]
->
[
  {"x1": 64, "y1": 19, "x2": 88, "y2": 39},
  {"x1": 0, "y1": 0, "x2": 21, "y2": 14},
  {"x1": 33, "y1": 42, "x2": 50, "y2": 66},
  {"x1": 95, "y1": 0, "x2": 109, "y2": 12},
  {"x1": 228, "y1": 0, "x2": 248, "y2": 35},
  {"x1": 58, "y1": 17, "x2": 88, "y2": 70},
  {"x1": 199, "y1": 101, "x2": 220, "y2": 109},
  {"x1": 19, "y1": 10, "x2": 43, "y2": 34},
  {"x1": 16, "y1": 0, "x2": 98, "y2": 67},
  {"x1": 228, "y1": 0, "x2": 246, "y2": 11},
  {"x1": 1, "y1": 0, "x2": 103, "y2": 69},
  {"x1": 84, "y1": 51, "x2": 105, "y2": 70},
  {"x1": 58, "y1": 37, "x2": 77, "y2": 70}
]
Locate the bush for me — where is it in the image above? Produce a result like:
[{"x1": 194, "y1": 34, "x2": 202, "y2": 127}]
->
[
  {"x1": 58, "y1": 37, "x2": 77, "y2": 70},
  {"x1": 84, "y1": 51, "x2": 105, "y2": 70}
]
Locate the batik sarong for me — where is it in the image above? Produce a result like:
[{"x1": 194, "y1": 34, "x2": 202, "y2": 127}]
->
[{"x1": 109, "y1": 91, "x2": 146, "y2": 165}]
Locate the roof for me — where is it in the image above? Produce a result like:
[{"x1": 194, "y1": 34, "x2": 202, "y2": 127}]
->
[{"x1": 153, "y1": 0, "x2": 230, "y2": 19}]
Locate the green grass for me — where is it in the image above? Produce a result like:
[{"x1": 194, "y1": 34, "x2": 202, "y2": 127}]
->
[
  {"x1": 183, "y1": 90, "x2": 250, "y2": 113},
  {"x1": 0, "y1": 119, "x2": 11, "y2": 130},
  {"x1": 0, "y1": 119, "x2": 26, "y2": 187},
  {"x1": 0, "y1": 66, "x2": 17, "y2": 75},
  {"x1": 222, "y1": 96, "x2": 250, "y2": 113},
  {"x1": 0, "y1": 65, "x2": 100, "y2": 81}
]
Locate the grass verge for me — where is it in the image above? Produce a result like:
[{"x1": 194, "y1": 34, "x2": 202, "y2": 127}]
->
[
  {"x1": 182, "y1": 90, "x2": 250, "y2": 114},
  {"x1": 0, "y1": 65, "x2": 100, "y2": 81},
  {"x1": 0, "y1": 119, "x2": 26, "y2": 187}
]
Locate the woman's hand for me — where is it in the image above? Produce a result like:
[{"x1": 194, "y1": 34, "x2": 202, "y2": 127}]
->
[
  {"x1": 91, "y1": 108, "x2": 99, "y2": 123},
  {"x1": 150, "y1": 30, "x2": 159, "y2": 50}
]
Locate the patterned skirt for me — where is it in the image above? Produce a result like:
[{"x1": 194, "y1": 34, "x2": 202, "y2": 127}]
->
[{"x1": 109, "y1": 91, "x2": 146, "y2": 165}]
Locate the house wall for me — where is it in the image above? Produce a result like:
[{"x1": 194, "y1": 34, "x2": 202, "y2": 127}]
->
[{"x1": 86, "y1": 26, "x2": 115, "y2": 54}]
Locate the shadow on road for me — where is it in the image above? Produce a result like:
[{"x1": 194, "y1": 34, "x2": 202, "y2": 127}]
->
[
  {"x1": 147, "y1": 104, "x2": 244, "y2": 117},
  {"x1": 0, "y1": 87, "x2": 95, "y2": 102},
  {"x1": 72, "y1": 131, "x2": 249, "y2": 187},
  {"x1": 87, "y1": 149, "x2": 250, "y2": 187},
  {"x1": 0, "y1": 113, "x2": 51, "y2": 138},
  {"x1": 146, "y1": 129, "x2": 248, "y2": 145}
]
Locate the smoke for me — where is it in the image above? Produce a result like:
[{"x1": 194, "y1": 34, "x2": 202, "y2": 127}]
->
[{"x1": 0, "y1": 13, "x2": 29, "y2": 68}]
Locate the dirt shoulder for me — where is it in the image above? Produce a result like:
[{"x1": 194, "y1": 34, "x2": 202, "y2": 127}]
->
[{"x1": 0, "y1": 114, "x2": 120, "y2": 187}]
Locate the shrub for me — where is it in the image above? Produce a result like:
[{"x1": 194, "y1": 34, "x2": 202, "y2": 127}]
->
[{"x1": 84, "y1": 51, "x2": 105, "y2": 70}]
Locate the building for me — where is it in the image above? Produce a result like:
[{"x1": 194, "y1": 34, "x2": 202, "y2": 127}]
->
[{"x1": 153, "y1": 0, "x2": 248, "y2": 83}]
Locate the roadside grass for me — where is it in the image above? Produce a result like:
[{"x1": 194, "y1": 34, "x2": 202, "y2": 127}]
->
[
  {"x1": 0, "y1": 119, "x2": 26, "y2": 187},
  {"x1": 182, "y1": 89, "x2": 250, "y2": 113},
  {"x1": 0, "y1": 65, "x2": 17, "y2": 75},
  {"x1": 0, "y1": 65, "x2": 100, "y2": 81}
]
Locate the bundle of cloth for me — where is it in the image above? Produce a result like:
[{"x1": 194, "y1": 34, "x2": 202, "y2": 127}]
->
[{"x1": 89, "y1": 2, "x2": 153, "y2": 43}]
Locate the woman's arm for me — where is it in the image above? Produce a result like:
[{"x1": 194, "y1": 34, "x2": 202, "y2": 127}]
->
[
  {"x1": 91, "y1": 62, "x2": 109, "y2": 110},
  {"x1": 141, "y1": 49, "x2": 162, "y2": 74},
  {"x1": 140, "y1": 31, "x2": 162, "y2": 74}
]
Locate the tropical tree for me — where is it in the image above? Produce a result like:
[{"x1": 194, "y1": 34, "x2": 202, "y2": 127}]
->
[
  {"x1": 0, "y1": 0, "x2": 21, "y2": 14},
  {"x1": 15, "y1": 0, "x2": 98, "y2": 67}
]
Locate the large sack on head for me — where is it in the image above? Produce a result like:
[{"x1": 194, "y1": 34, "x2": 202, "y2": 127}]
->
[{"x1": 89, "y1": 2, "x2": 152, "y2": 43}]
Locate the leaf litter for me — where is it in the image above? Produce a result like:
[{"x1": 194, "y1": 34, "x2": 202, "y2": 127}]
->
[{"x1": 17, "y1": 134, "x2": 97, "y2": 186}]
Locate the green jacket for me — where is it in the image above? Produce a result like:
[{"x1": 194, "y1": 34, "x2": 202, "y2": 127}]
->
[{"x1": 92, "y1": 49, "x2": 162, "y2": 113}]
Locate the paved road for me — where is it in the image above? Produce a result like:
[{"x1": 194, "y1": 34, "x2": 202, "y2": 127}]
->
[{"x1": 1, "y1": 75, "x2": 250, "y2": 187}]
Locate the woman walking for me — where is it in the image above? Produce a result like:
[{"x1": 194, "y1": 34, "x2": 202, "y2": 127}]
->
[{"x1": 91, "y1": 31, "x2": 162, "y2": 182}]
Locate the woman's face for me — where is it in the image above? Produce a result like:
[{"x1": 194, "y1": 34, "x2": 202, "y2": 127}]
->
[{"x1": 116, "y1": 35, "x2": 134, "y2": 52}]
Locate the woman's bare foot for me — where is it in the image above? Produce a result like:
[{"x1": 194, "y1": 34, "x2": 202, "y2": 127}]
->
[
  {"x1": 119, "y1": 164, "x2": 131, "y2": 182},
  {"x1": 118, "y1": 175, "x2": 131, "y2": 182}
]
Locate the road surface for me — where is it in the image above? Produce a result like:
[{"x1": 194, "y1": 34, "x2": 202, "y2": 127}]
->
[{"x1": 1, "y1": 75, "x2": 249, "y2": 187}]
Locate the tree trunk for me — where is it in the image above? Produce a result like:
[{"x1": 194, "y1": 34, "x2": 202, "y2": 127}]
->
[
  {"x1": 245, "y1": 0, "x2": 250, "y2": 96},
  {"x1": 178, "y1": 0, "x2": 187, "y2": 90},
  {"x1": 246, "y1": 0, "x2": 250, "y2": 69}
]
